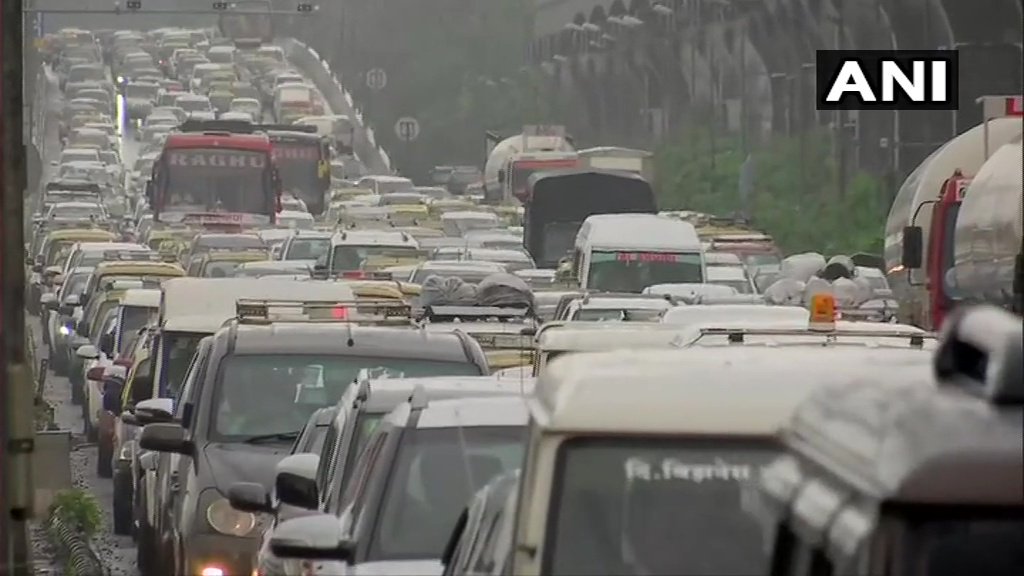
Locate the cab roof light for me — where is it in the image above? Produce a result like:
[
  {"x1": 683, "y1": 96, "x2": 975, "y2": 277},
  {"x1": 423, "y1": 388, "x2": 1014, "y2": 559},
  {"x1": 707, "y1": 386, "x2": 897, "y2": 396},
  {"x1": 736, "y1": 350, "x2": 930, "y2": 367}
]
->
[
  {"x1": 234, "y1": 298, "x2": 412, "y2": 324},
  {"x1": 807, "y1": 294, "x2": 837, "y2": 332},
  {"x1": 933, "y1": 306, "x2": 1024, "y2": 405}
]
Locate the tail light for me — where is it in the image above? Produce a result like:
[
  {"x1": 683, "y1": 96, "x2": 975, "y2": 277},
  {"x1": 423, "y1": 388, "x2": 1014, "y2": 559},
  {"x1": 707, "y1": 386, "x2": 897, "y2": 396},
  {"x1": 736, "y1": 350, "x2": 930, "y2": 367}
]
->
[
  {"x1": 340, "y1": 270, "x2": 366, "y2": 279},
  {"x1": 331, "y1": 307, "x2": 349, "y2": 319}
]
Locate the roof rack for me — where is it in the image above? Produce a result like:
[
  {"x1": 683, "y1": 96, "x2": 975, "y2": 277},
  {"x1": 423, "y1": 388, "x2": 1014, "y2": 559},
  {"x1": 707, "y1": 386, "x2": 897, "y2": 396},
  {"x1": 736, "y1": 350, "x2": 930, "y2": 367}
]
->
[
  {"x1": 693, "y1": 326, "x2": 933, "y2": 347},
  {"x1": 467, "y1": 331, "x2": 536, "y2": 351},
  {"x1": 933, "y1": 305, "x2": 1023, "y2": 405},
  {"x1": 422, "y1": 305, "x2": 532, "y2": 322},
  {"x1": 260, "y1": 124, "x2": 318, "y2": 135},
  {"x1": 235, "y1": 298, "x2": 413, "y2": 325},
  {"x1": 102, "y1": 250, "x2": 161, "y2": 262}
]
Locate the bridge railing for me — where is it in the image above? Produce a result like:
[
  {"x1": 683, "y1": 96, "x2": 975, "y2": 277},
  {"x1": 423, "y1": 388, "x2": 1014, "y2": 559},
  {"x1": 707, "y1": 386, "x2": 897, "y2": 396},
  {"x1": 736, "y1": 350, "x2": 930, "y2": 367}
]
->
[{"x1": 281, "y1": 38, "x2": 393, "y2": 174}]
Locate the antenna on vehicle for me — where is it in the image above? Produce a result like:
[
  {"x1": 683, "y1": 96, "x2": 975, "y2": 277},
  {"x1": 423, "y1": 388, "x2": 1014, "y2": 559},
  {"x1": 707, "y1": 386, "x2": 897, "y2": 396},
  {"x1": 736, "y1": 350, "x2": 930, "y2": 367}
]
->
[{"x1": 452, "y1": 406, "x2": 477, "y2": 494}]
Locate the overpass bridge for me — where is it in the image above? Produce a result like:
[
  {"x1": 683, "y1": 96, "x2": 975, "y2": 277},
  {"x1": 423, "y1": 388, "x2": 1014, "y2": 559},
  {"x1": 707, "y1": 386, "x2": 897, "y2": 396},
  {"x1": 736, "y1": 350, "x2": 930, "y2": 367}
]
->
[{"x1": 528, "y1": 0, "x2": 1023, "y2": 179}]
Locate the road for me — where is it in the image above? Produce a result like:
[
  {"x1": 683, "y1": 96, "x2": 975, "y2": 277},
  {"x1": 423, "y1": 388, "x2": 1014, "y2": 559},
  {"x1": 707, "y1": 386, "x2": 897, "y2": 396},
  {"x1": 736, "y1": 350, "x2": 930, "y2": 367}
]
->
[{"x1": 30, "y1": 67, "x2": 141, "y2": 575}]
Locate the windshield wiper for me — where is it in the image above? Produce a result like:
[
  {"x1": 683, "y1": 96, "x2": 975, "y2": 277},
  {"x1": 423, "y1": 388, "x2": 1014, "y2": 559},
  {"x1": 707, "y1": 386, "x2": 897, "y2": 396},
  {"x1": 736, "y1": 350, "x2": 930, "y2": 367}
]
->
[{"x1": 243, "y1": 431, "x2": 300, "y2": 444}]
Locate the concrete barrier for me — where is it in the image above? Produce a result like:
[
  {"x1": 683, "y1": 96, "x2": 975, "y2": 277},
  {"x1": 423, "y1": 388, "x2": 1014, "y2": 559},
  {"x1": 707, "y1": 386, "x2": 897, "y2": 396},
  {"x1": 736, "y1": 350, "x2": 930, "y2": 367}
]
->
[{"x1": 281, "y1": 38, "x2": 394, "y2": 175}]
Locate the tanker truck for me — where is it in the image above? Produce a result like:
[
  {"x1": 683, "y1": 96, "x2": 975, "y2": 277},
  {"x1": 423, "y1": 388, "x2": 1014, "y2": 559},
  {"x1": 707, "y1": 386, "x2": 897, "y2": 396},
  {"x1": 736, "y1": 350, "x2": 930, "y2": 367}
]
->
[
  {"x1": 483, "y1": 125, "x2": 578, "y2": 204},
  {"x1": 889, "y1": 95, "x2": 1023, "y2": 329}
]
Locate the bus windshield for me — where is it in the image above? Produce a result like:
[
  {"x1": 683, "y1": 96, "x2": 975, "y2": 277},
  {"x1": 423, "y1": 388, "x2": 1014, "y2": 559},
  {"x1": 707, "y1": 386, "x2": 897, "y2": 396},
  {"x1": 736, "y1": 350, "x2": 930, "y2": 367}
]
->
[
  {"x1": 273, "y1": 141, "x2": 324, "y2": 212},
  {"x1": 161, "y1": 148, "x2": 271, "y2": 216}
]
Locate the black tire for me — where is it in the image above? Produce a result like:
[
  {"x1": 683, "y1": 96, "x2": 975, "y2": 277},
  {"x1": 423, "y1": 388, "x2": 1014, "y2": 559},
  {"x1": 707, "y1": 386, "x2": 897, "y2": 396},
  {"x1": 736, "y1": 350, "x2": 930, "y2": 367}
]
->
[
  {"x1": 52, "y1": 352, "x2": 68, "y2": 377},
  {"x1": 112, "y1": 470, "x2": 133, "y2": 535},
  {"x1": 97, "y1": 438, "x2": 113, "y2": 479},
  {"x1": 136, "y1": 524, "x2": 154, "y2": 576},
  {"x1": 70, "y1": 375, "x2": 82, "y2": 404}
]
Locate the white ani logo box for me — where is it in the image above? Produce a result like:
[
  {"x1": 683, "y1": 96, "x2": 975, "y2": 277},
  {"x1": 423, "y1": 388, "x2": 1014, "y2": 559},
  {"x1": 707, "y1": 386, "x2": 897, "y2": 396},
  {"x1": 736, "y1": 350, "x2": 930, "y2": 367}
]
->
[{"x1": 816, "y1": 50, "x2": 959, "y2": 111}]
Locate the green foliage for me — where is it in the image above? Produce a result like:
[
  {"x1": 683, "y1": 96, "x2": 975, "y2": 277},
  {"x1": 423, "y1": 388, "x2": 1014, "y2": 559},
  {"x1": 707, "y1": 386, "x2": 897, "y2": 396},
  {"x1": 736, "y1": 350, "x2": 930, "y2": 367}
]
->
[
  {"x1": 50, "y1": 490, "x2": 102, "y2": 538},
  {"x1": 656, "y1": 127, "x2": 886, "y2": 255}
]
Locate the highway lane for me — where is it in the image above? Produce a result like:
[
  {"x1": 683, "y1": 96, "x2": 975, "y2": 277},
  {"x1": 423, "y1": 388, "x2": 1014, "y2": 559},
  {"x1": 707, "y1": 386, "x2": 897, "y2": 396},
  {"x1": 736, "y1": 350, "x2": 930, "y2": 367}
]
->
[{"x1": 32, "y1": 67, "x2": 141, "y2": 575}]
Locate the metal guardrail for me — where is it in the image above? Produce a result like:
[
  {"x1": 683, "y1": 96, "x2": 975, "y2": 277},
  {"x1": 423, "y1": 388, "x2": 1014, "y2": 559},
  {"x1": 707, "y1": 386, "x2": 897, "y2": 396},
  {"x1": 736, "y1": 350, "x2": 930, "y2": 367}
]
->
[{"x1": 281, "y1": 38, "x2": 393, "y2": 174}]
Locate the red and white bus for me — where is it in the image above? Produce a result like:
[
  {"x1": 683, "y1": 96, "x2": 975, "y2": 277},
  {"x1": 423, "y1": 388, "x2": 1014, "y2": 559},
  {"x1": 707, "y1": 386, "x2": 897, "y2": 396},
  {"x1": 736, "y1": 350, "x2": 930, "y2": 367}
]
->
[{"x1": 148, "y1": 120, "x2": 282, "y2": 226}]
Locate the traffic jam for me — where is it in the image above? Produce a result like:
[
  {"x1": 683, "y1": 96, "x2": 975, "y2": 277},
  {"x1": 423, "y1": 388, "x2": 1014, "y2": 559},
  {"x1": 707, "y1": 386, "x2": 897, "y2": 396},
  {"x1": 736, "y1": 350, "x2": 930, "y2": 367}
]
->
[{"x1": 24, "y1": 23, "x2": 1023, "y2": 576}]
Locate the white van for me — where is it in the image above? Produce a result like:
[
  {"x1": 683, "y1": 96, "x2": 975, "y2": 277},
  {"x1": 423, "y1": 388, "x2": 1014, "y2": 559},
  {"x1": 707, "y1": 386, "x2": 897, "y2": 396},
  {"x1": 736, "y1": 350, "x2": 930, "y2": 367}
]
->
[{"x1": 572, "y1": 214, "x2": 705, "y2": 292}]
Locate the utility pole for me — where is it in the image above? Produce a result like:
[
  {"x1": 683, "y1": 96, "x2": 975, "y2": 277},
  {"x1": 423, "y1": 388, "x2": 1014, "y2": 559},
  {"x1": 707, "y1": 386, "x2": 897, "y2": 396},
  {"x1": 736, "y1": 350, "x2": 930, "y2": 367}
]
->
[
  {"x1": 835, "y1": 0, "x2": 847, "y2": 200},
  {"x1": 2, "y1": 0, "x2": 33, "y2": 574}
]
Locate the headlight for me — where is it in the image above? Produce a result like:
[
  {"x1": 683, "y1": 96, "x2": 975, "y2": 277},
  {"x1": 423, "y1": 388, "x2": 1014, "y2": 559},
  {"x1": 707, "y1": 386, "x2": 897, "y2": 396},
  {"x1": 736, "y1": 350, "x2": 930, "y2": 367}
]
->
[
  {"x1": 206, "y1": 498, "x2": 255, "y2": 537},
  {"x1": 58, "y1": 325, "x2": 72, "y2": 336}
]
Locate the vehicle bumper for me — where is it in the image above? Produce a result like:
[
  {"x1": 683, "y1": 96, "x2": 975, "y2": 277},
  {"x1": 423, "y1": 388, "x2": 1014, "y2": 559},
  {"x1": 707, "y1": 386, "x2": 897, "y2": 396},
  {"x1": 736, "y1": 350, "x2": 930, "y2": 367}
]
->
[{"x1": 183, "y1": 533, "x2": 258, "y2": 576}]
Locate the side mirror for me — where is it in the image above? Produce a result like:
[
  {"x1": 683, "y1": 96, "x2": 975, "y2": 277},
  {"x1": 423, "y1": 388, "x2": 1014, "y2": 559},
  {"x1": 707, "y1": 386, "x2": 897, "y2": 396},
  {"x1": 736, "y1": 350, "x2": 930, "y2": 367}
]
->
[
  {"x1": 86, "y1": 366, "x2": 106, "y2": 381},
  {"x1": 227, "y1": 482, "x2": 272, "y2": 514},
  {"x1": 120, "y1": 411, "x2": 139, "y2": 426},
  {"x1": 275, "y1": 453, "x2": 320, "y2": 510},
  {"x1": 76, "y1": 344, "x2": 100, "y2": 360},
  {"x1": 270, "y1": 514, "x2": 353, "y2": 561},
  {"x1": 134, "y1": 397, "x2": 173, "y2": 425},
  {"x1": 99, "y1": 332, "x2": 115, "y2": 357},
  {"x1": 901, "y1": 226, "x2": 923, "y2": 269},
  {"x1": 40, "y1": 293, "x2": 58, "y2": 309},
  {"x1": 138, "y1": 423, "x2": 191, "y2": 455},
  {"x1": 50, "y1": 160, "x2": 59, "y2": 166}
]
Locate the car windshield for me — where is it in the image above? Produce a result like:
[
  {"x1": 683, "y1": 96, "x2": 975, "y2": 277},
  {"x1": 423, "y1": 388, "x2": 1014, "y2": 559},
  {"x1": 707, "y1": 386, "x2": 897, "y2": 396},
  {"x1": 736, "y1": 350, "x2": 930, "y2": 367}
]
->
[
  {"x1": 50, "y1": 205, "x2": 104, "y2": 219},
  {"x1": 442, "y1": 217, "x2": 498, "y2": 237},
  {"x1": 62, "y1": 273, "x2": 91, "y2": 301},
  {"x1": 177, "y1": 98, "x2": 211, "y2": 112},
  {"x1": 126, "y1": 84, "x2": 158, "y2": 99},
  {"x1": 330, "y1": 245, "x2": 419, "y2": 273},
  {"x1": 211, "y1": 355, "x2": 482, "y2": 440},
  {"x1": 277, "y1": 214, "x2": 314, "y2": 230},
  {"x1": 588, "y1": 251, "x2": 704, "y2": 294},
  {"x1": 163, "y1": 149, "x2": 269, "y2": 215},
  {"x1": 284, "y1": 237, "x2": 330, "y2": 261},
  {"x1": 46, "y1": 241, "x2": 76, "y2": 266},
  {"x1": 370, "y1": 426, "x2": 526, "y2": 561},
  {"x1": 162, "y1": 332, "x2": 204, "y2": 397},
  {"x1": 545, "y1": 438, "x2": 776, "y2": 576},
  {"x1": 119, "y1": 305, "x2": 156, "y2": 354},
  {"x1": 202, "y1": 260, "x2": 245, "y2": 278},
  {"x1": 905, "y1": 514, "x2": 1024, "y2": 576}
]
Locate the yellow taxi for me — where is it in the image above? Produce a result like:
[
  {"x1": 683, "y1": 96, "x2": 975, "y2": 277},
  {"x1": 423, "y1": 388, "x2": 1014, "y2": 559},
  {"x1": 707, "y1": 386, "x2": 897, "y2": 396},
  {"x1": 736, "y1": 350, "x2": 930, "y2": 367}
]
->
[
  {"x1": 146, "y1": 228, "x2": 197, "y2": 261},
  {"x1": 386, "y1": 204, "x2": 429, "y2": 226},
  {"x1": 427, "y1": 198, "x2": 476, "y2": 218}
]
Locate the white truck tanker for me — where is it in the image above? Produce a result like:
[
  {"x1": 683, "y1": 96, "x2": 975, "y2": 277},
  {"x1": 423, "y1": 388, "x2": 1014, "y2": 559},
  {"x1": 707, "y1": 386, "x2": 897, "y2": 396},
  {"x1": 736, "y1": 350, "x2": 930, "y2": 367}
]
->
[{"x1": 887, "y1": 95, "x2": 1023, "y2": 329}]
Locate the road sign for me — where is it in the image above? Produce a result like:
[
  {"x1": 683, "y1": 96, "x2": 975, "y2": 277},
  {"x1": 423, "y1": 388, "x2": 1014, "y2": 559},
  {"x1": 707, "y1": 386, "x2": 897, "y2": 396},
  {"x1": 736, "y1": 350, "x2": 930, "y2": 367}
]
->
[
  {"x1": 395, "y1": 117, "x2": 420, "y2": 142},
  {"x1": 366, "y1": 68, "x2": 387, "y2": 91}
]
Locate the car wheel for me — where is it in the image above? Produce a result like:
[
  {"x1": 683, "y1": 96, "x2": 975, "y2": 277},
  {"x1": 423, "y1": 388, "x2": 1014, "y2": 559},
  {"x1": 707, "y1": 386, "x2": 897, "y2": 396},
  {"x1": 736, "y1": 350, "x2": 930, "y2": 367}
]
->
[
  {"x1": 136, "y1": 522, "x2": 154, "y2": 575},
  {"x1": 97, "y1": 437, "x2": 113, "y2": 479},
  {"x1": 112, "y1": 470, "x2": 132, "y2": 535},
  {"x1": 69, "y1": 374, "x2": 82, "y2": 404},
  {"x1": 83, "y1": 409, "x2": 97, "y2": 443}
]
